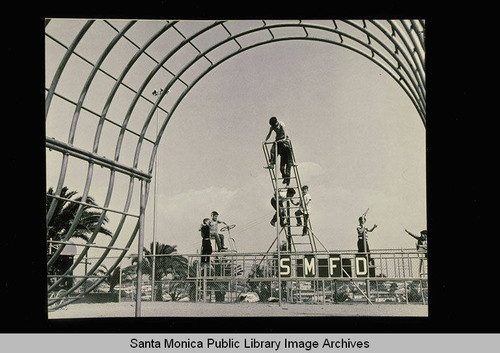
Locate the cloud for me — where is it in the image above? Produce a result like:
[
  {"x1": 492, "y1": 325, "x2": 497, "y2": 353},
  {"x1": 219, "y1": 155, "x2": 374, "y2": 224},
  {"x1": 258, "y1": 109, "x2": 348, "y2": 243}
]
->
[
  {"x1": 295, "y1": 161, "x2": 326, "y2": 180},
  {"x1": 161, "y1": 186, "x2": 238, "y2": 223}
]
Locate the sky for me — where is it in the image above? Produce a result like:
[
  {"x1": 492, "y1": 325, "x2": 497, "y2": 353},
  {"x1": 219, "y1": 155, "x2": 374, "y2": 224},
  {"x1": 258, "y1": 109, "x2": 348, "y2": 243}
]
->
[{"x1": 45, "y1": 19, "x2": 426, "y2": 263}]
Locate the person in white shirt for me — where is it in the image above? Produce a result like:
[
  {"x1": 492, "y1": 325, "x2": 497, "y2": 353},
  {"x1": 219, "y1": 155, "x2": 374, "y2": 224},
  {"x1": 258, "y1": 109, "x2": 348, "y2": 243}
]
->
[
  {"x1": 208, "y1": 211, "x2": 228, "y2": 251},
  {"x1": 293, "y1": 185, "x2": 311, "y2": 236}
]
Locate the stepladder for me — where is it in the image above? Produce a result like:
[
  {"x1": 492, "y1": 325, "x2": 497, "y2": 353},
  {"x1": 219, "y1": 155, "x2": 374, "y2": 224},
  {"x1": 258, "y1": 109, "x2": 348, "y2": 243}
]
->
[{"x1": 262, "y1": 139, "x2": 319, "y2": 253}]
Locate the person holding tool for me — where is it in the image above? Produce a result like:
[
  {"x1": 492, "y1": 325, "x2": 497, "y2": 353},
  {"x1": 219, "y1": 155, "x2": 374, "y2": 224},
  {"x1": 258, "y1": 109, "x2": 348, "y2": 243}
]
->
[{"x1": 357, "y1": 209, "x2": 377, "y2": 266}]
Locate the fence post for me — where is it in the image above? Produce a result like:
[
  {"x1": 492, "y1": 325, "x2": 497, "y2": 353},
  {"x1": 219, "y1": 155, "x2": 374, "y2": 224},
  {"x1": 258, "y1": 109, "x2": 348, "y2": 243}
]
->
[
  {"x1": 275, "y1": 142, "x2": 282, "y2": 307},
  {"x1": 404, "y1": 280, "x2": 409, "y2": 304},
  {"x1": 365, "y1": 279, "x2": 371, "y2": 304},
  {"x1": 118, "y1": 266, "x2": 122, "y2": 303},
  {"x1": 322, "y1": 280, "x2": 326, "y2": 305},
  {"x1": 420, "y1": 279, "x2": 426, "y2": 305},
  {"x1": 334, "y1": 280, "x2": 337, "y2": 304}
]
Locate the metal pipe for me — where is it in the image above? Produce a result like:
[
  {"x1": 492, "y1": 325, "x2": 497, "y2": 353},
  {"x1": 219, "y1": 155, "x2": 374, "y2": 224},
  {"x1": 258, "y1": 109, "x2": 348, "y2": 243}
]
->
[
  {"x1": 119, "y1": 266, "x2": 122, "y2": 303},
  {"x1": 275, "y1": 141, "x2": 282, "y2": 306},
  {"x1": 46, "y1": 193, "x2": 140, "y2": 218},
  {"x1": 47, "y1": 240, "x2": 129, "y2": 251},
  {"x1": 150, "y1": 22, "x2": 427, "y2": 184},
  {"x1": 46, "y1": 20, "x2": 426, "y2": 309},
  {"x1": 47, "y1": 176, "x2": 140, "y2": 296},
  {"x1": 150, "y1": 89, "x2": 162, "y2": 302},
  {"x1": 123, "y1": 22, "x2": 223, "y2": 176},
  {"x1": 322, "y1": 280, "x2": 326, "y2": 305},
  {"x1": 46, "y1": 137, "x2": 151, "y2": 180},
  {"x1": 135, "y1": 179, "x2": 147, "y2": 317},
  {"x1": 45, "y1": 20, "x2": 94, "y2": 120},
  {"x1": 68, "y1": 21, "x2": 136, "y2": 146},
  {"x1": 46, "y1": 162, "x2": 95, "y2": 269}
]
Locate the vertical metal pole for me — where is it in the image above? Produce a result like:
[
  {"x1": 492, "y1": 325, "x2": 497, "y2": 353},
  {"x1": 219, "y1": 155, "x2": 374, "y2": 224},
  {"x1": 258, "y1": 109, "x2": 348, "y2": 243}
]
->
[
  {"x1": 322, "y1": 280, "x2": 326, "y2": 305},
  {"x1": 334, "y1": 280, "x2": 337, "y2": 304},
  {"x1": 151, "y1": 90, "x2": 161, "y2": 302},
  {"x1": 401, "y1": 249, "x2": 406, "y2": 277},
  {"x1": 366, "y1": 279, "x2": 371, "y2": 304},
  {"x1": 275, "y1": 141, "x2": 282, "y2": 306},
  {"x1": 84, "y1": 252, "x2": 88, "y2": 292},
  {"x1": 197, "y1": 258, "x2": 201, "y2": 302},
  {"x1": 118, "y1": 266, "x2": 122, "y2": 303},
  {"x1": 135, "y1": 179, "x2": 147, "y2": 317},
  {"x1": 394, "y1": 253, "x2": 397, "y2": 277},
  {"x1": 203, "y1": 272, "x2": 207, "y2": 303},
  {"x1": 363, "y1": 236, "x2": 368, "y2": 268},
  {"x1": 404, "y1": 280, "x2": 409, "y2": 304},
  {"x1": 420, "y1": 279, "x2": 426, "y2": 305}
]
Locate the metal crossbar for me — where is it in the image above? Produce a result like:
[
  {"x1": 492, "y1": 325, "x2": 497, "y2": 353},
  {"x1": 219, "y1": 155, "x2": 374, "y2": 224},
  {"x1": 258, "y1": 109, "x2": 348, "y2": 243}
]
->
[
  {"x1": 46, "y1": 193, "x2": 141, "y2": 218},
  {"x1": 46, "y1": 137, "x2": 151, "y2": 181}
]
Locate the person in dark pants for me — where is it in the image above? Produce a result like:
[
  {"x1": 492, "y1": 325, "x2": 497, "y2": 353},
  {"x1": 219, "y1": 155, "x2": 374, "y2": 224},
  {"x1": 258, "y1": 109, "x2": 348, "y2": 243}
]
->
[
  {"x1": 200, "y1": 218, "x2": 212, "y2": 265},
  {"x1": 270, "y1": 188, "x2": 296, "y2": 227},
  {"x1": 264, "y1": 116, "x2": 288, "y2": 169},
  {"x1": 278, "y1": 139, "x2": 294, "y2": 185},
  {"x1": 293, "y1": 185, "x2": 311, "y2": 236},
  {"x1": 357, "y1": 214, "x2": 377, "y2": 266}
]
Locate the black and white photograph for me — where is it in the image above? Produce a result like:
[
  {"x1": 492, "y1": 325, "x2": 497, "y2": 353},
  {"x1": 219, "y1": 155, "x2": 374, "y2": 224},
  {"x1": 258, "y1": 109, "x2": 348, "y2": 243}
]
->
[
  {"x1": 2, "y1": 7, "x2": 499, "y2": 351},
  {"x1": 44, "y1": 18, "x2": 428, "y2": 319}
]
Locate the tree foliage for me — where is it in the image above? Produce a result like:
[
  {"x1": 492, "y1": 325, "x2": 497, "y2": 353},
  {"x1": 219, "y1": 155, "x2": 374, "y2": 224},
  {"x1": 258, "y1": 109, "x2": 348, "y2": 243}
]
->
[{"x1": 46, "y1": 186, "x2": 112, "y2": 242}]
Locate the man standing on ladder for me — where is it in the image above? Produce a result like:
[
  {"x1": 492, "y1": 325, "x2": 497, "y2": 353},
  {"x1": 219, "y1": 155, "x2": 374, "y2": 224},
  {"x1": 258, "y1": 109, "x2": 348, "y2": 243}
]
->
[{"x1": 264, "y1": 116, "x2": 288, "y2": 170}]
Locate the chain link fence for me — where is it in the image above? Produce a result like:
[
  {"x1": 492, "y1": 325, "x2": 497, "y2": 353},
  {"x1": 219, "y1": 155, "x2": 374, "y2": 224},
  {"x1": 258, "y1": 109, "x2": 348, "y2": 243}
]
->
[
  {"x1": 116, "y1": 250, "x2": 426, "y2": 305},
  {"x1": 48, "y1": 249, "x2": 427, "y2": 309}
]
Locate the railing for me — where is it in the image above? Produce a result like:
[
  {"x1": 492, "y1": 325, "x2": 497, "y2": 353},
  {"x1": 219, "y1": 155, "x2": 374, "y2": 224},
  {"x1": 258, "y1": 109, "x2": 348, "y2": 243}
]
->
[{"x1": 48, "y1": 248, "x2": 428, "y2": 308}]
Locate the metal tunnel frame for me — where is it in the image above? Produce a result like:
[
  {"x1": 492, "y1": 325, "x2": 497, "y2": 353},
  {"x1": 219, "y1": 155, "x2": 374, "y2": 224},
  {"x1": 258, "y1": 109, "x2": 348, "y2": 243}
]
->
[{"x1": 45, "y1": 19, "x2": 425, "y2": 310}]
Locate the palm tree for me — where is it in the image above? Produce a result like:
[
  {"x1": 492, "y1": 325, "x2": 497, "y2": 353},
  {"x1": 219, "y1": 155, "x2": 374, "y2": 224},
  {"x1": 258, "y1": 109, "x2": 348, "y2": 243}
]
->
[
  {"x1": 93, "y1": 264, "x2": 122, "y2": 293},
  {"x1": 132, "y1": 242, "x2": 188, "y2": 301},
  {"x1": 46, "y1": 186, "x2": 113, "y2": 283},
  {"x1": 46, "y1": 186, "x2": 113, "y2": 242}
]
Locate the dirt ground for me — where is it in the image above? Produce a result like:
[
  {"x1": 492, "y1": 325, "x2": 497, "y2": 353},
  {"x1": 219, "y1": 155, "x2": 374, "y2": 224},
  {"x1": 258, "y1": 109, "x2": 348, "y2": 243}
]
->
[{"x1": 48, "y1": 301, "x2": 427, "y2": 319}]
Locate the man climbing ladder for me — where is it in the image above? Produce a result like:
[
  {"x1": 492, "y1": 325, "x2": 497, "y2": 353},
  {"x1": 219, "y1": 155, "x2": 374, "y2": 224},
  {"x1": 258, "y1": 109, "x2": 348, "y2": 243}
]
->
[
  {"x1": 264, "y1": 117, "x2": 294, "y2": 185},
  {"x1": 262, "y1": 116, "x2": 319, "y2": 253}
]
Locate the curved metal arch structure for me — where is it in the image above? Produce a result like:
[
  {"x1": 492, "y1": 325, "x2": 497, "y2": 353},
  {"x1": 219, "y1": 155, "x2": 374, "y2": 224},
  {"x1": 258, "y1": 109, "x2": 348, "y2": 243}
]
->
[{"x1": 45, "y1": 19, "x2": 425, "y2": 309}]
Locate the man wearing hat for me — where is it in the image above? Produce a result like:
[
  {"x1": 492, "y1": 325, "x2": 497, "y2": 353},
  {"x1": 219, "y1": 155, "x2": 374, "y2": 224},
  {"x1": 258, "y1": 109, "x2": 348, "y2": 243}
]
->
[{"x1": 208, "y1": 211, "x2": 228, "y2": 251}]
